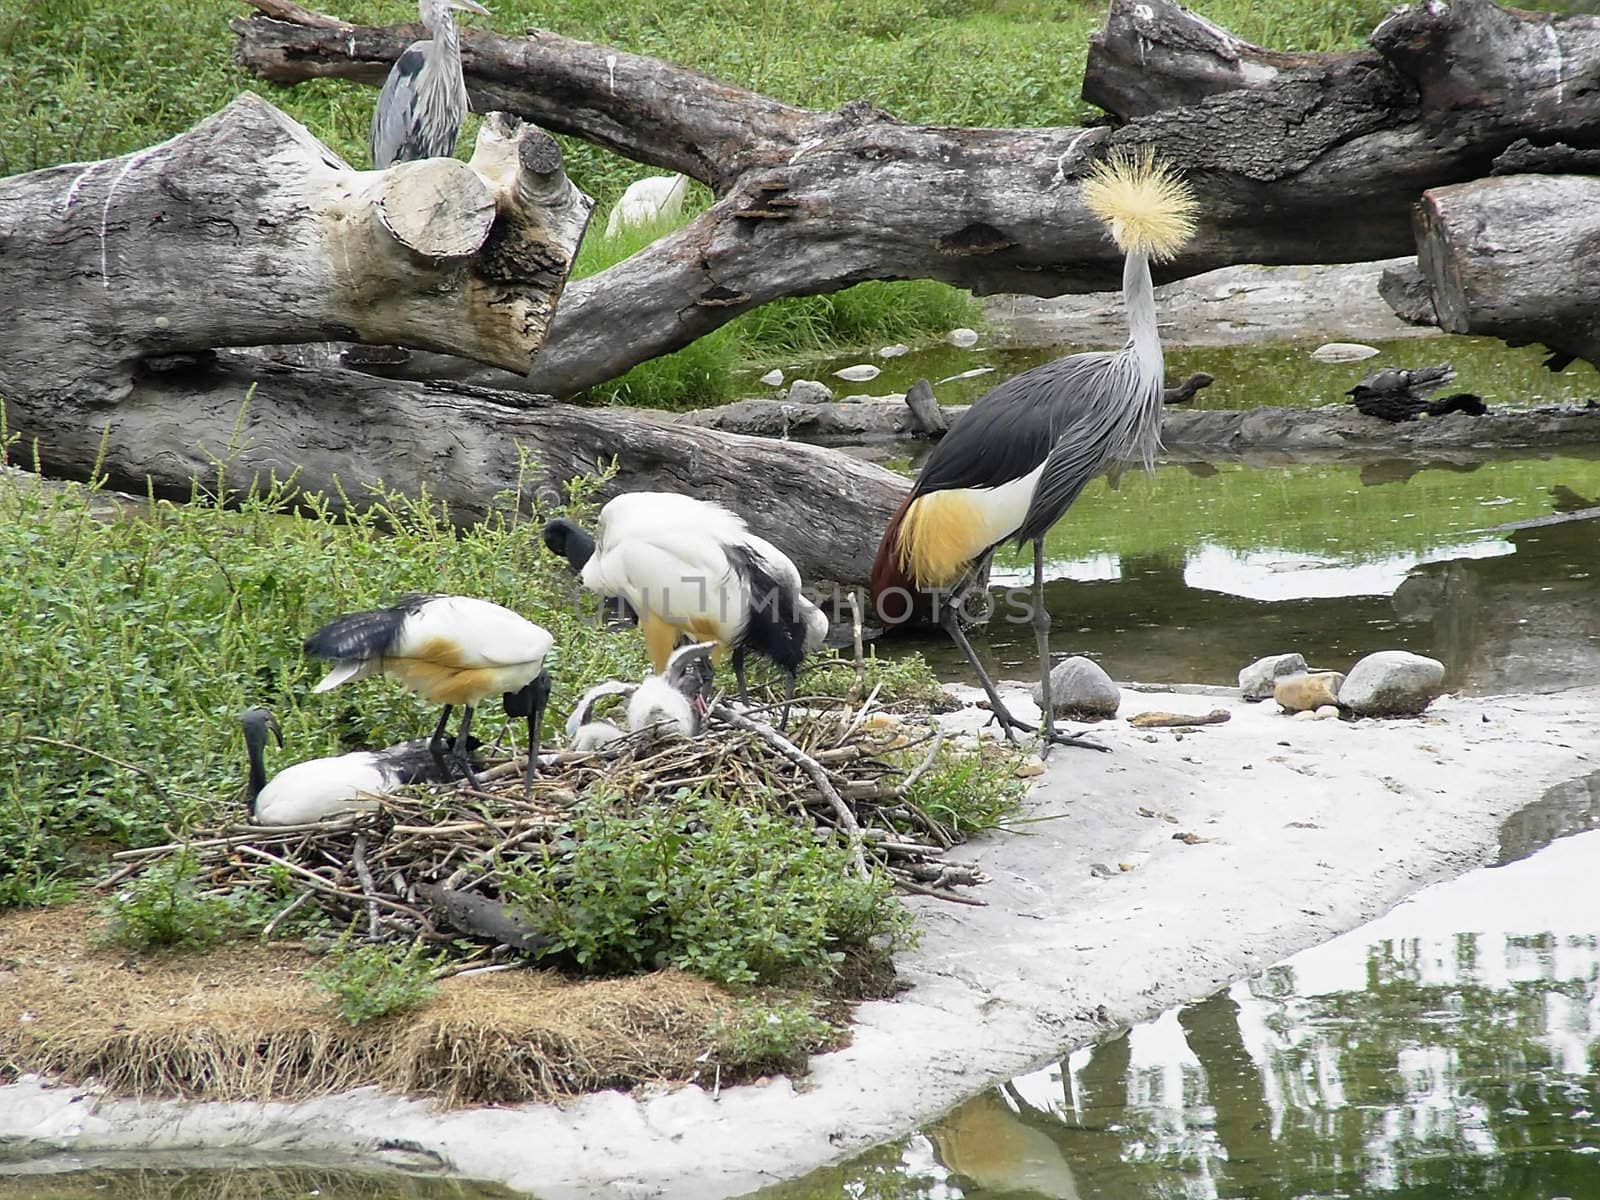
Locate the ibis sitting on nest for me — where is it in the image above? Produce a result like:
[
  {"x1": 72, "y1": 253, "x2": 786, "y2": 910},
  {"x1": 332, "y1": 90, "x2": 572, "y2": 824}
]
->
[
  {"x1": 870, "y1": 148, "x2": 1198, "y2": 752},
  {"x1": 302, "y1": 594, "x2": 553, "y2": 796},
  {"x1": 543, "y1": 493, "x2": 827, "y2": 722},
  {"x1": 240, "y1": 707, "x2": 475, "y2": 826}
]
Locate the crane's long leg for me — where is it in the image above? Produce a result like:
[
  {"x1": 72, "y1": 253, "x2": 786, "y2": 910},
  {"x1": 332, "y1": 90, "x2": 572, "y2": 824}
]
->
[
  {"x1": 428, "y1": 704, "x2": 455, "y2": 776},
  {"x1": 941, "y1": 606, "x2": 1028, "y2": 744},
  {"x1": 1030, "y1": 537, "x2": 1107, "y2": 756},
  {"x1": 731, "y1": 645, "x2": 750, "y2": 704}
]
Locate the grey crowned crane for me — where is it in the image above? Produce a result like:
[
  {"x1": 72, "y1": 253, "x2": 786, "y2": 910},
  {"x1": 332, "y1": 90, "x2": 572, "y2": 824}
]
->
[
  {"x1": 370, "y1": 0, "x2": 490, "y2": 169},
  {"x1": 302, "y1": 594, "x2": 553, "y2": 795},
  {"x1": 564, "y1": 642, "x2": 718, "y2": 750},
  {"x1": 543, "y1": 494, "x2": 827, "y2": 722},
  {"x1": 239, "y1": 707, "x2": 474, "y2": 826},
  {"x1": 869, "y1": 149, "x2": 1198, "y2": 752}
]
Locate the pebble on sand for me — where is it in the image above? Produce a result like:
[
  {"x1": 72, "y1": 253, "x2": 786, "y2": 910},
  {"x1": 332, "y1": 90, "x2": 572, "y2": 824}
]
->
[
  {"x1": 1031, "y1": 656, "x2": 1120, "y2": 719},
  {"x1": 1340, "y1": 650, "x2": 1446, "y2": 716}
]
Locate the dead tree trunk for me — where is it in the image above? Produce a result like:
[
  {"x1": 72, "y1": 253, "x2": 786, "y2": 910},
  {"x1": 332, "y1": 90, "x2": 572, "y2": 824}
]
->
[
  {"x1": 233, "y1": 0, "x2": 1600, "y2": 398},
  {"x1": 0, "y1": 93, "x2": 905, "y2": 584},
  {"x1": 0, "y1": 94, "x2": 590, "y2": 401},
  {"x1": 1411, "y1": 174, "x2": 1600, "y2": 370}
]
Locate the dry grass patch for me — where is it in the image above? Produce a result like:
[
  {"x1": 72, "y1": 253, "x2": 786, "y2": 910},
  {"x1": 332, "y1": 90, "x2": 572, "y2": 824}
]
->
[{"x1": 0, "y1": 905, "x2": 794, "y2": 1107}]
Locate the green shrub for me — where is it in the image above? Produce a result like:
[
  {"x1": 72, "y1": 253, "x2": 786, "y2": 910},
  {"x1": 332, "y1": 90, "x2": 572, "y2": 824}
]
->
[
  {"x1": 498, "y1": 788, "x2": 913, "y2": 986},
  {"x1": 712, "y1": 995, "x2": 837, "y2": 1075},
  {"x1": 308, "y1": 930, "x2": 440, "y2": 1025},
  {"x1": 97, "y1": 849, "x2": 267, "y2": 951}
]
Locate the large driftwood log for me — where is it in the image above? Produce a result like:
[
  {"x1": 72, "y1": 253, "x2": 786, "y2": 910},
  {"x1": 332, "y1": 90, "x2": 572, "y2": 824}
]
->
[
  {"x1": 1410, "y1": 174, "x2": 1600, "y2": 370},
  {"x1": 0, "y1": 94, "x2": 591, "y2": 405},
  {"x1": 6, "y1": 354, "x2": 905, "y2": 588},
  {"x1": 233, "y1": 0, "x2": 1600, "y2": 398}
]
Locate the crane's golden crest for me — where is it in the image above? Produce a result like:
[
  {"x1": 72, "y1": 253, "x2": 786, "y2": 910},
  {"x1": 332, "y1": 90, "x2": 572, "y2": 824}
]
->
[{"x1": 1081, "y1": 147, "x2": 1198, "y2": 262}]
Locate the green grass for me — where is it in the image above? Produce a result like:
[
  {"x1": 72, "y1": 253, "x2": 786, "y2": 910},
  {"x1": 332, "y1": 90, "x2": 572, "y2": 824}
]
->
[{"x1": 1, "y1": 0, "x2": 1415, "y2": 406}]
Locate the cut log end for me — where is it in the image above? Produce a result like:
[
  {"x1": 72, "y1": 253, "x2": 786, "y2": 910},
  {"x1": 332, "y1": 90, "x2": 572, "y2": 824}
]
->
[{"x1": 375, "y1": 160, "x2": 497, "y2": 260}]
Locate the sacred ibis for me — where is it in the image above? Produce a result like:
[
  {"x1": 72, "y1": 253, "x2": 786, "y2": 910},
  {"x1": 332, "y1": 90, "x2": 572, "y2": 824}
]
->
[
  {"x1": 239, "y1": 707, "x2": 473, "y2": 826},
  {"x1": 869, "y1": 148, "x2": 1198, "y2": 752},
  {"x1": 302, "y1": 594, "x2": 553, "y2": 795},
  {"x1": 544, "y1": 493, "x2": 827, "y2": 721}
]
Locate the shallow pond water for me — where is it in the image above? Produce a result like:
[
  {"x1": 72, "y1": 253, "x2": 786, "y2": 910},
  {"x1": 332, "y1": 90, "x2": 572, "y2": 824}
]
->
[
  {"x1": 884, "y1": 449, "x2": 1600, "y2": 696},
  {"x1": 778, "y1": 335, "x2": 1599, "y2": 412},
  {"x1": 757, "y1": 807, "x2": 1600, "y2": 1200}
]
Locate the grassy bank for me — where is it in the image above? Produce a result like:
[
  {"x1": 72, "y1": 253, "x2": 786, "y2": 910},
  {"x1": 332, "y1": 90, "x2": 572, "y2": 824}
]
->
[{"x1": 1, "y1": 0, "x2": 1398, "y2": 405}]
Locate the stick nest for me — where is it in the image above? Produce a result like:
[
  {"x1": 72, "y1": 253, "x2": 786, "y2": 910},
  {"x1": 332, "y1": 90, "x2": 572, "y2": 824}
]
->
[{"x1": 97, "y1": 696, "x2": 993, "y2": 961}]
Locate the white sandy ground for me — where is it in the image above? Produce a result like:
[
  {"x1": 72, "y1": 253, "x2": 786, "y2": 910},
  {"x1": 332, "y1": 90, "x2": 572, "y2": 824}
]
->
[{"x1": 4, "y1": 683, "x2": 1598, "y2": 1198}]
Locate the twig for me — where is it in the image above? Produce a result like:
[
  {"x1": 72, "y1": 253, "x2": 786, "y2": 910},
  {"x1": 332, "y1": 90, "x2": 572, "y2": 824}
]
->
[
  {"x1": 846, "y1": 591, "x2": 865, "y2": 702},
  {"x1": 261, "y1": 890, "x2": 315, "y2": 938},
  {"x1": 712, "y1": 705, "x2": 869, "y2": 879},
  {"x1": 891, "y1": 729, "x2": 944, "y2": 799},
  {"x1": 352, "y1": 832, "x2": 381, "y2": 941},
  {"x1": 893, "y1": 877, "x2": 987, "y2": 906},
  {"x1": 22, "y1": 735, "x2": 184, "y2": 805}
]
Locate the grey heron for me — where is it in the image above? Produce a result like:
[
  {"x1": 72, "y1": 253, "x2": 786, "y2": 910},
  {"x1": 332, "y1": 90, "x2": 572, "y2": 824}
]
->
[
  {"x1": 302, "y1": 593, "x2": 553, "y2": 796},
  {"x1": 869, "y1": 148, "x2": 1198, "y2": 753},
  {"x1": 370, "y1": 0, "x2": 491, "y2": 169},
  {"x1": 544, "y1": 492, "x2": 828, "y2": 723}
]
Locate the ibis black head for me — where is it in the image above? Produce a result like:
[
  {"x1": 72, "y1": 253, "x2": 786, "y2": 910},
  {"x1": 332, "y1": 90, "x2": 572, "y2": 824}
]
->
[
  {"x1": 664, "y1": 641, "x2": 718, "y2": 717},
  {"x1": 239, "y1": 706, "x2": 284, "y2": 750},
  {"x1": 542, "y1": 518, "x2": 596, "y2": 574}
]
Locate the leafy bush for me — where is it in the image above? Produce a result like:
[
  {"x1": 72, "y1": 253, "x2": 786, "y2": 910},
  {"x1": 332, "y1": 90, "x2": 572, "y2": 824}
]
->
[
  {"x1": 498, "y1": 788, "x2": 914, "y2": 986},
  {"x1": 97, "y1": 849, "x2": 267, "y2": 951},
  {"x1": 307, "y1": 930, "x2": 440, "y2": 1025}
]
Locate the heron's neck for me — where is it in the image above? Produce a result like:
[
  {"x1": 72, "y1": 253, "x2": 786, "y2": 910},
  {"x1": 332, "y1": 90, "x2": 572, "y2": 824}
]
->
[
  {"x1": 1123, "y1": 250, "x2": 1161, "y2": 366},
  {"x1": 433, "y1": 11, "x2": 460, "y2": 59}
]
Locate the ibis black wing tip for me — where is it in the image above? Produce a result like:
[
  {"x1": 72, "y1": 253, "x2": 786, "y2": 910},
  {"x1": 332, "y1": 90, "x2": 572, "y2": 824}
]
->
[{"x1": 302, "y1": 605, "x2": 413, "y2": 660}]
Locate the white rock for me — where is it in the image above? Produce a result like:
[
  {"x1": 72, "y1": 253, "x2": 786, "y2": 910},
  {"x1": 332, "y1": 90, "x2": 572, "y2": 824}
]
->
[
  {"x1": 878, "y1": 343, "x2": 910, "y2": 358},
  {"x1": 758, "y1": 368, "x2": 784, "y2": 387},
  {"x1": 834, "y1": 364, "x2": 881, "y2": 382},
  {"x1": 1238, "y1": 652, "x2": 1307, "y2": 701},
  {"x1": 1031, "y1": 656, "x2": 1120, "y2": 719},
  {"x1": 1292, "y1": 709, "x2": 1319, "y2": 721},
  {"x1": 1314, "y1": 705, "x2": 1341, "y2": 720},
  {"x1": 945, "y1": 327, "x2": 980, "y2": 348},
  {"x1": 1310, "y1": 341, "x2": 1380, "y2": 364},
  {"x1": 785, "y1": 379, "x2": 833, "y2": 405},
  {"x1": 936, "y1": 366, "x2": 995, "y2": 385},
  {"x1": 1340, "y1": 650, "x2": 1446, "y2": 716}
]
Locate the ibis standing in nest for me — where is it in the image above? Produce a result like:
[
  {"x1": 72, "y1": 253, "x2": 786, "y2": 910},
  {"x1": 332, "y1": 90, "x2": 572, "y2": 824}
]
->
[
  {"x1": 302, "y1": 594, "x2": 553, "y2": 795},
  {"x1": 239, "y1": 707, "x2": 474, "y2": 826},
  {"x1": 544, "y1": 494, "x2": 827, "y2": 721},
  {"x1": 869, "y1": 148, "x2": 1198, "y2": 751}
]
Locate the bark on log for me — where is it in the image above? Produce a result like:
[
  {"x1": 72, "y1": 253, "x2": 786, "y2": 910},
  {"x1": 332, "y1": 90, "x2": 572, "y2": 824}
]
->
[
  {"x1": 232, "y1": 0, "x2": 1600, "y2": 398},
  {"x1": 0, "y1": 94, "x2": 592, "y2": 407},
  {"x1": 4, "y1": 354, "x2": 905, "y2": 589},
  {"x1": 1409, "y1": 174, "x2": 1600, "y2": 370}
]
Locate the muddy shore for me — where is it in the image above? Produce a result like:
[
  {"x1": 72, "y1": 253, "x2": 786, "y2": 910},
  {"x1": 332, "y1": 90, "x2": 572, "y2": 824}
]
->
[{"x1": 6, "y1": 683, "x2": 1597, "y2": 1198}]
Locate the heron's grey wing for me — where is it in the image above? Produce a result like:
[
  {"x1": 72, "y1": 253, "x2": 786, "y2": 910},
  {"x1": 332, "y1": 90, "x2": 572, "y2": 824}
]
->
[
  {"x1": 370, "y1": 42, "x2": 430, "y2": 168},
  {"x1": 1015, "y1": 354, "x2": 1146, "y2": 543}
]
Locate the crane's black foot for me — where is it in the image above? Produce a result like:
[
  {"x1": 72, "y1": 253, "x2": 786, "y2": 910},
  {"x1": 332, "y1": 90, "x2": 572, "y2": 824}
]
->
[{"x1": 984, "y1": 706, "x2": 1111, "y2": 754}]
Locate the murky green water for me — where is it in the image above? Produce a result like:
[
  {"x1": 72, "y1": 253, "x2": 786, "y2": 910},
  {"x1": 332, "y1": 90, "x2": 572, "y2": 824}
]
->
[
  {"x1": 759, "y1": 813, "x2": 1600, "y2": 1199},
  {"x1": 0, "y1": 1164, "x2": 518, "y2": 1199},
  {"x1": 789, "y1": 336, "x2": 1598, "y2": 411}
]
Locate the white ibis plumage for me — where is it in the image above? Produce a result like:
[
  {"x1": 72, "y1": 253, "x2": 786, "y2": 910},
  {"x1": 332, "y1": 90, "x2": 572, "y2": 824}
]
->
[
  {"x1": 302, "y1": 593, "x2": 553, "y2": 794},
  {"x1": 239, "y1": 707, "x2": 473, "y2": 826}
]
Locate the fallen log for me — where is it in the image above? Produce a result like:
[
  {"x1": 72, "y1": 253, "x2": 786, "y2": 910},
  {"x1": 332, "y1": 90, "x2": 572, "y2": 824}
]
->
[
  {"x1": 5, "y1": 354, "x2": 905, "y2": 588},
  {"x1": 1409, "y1": 174, "x2": 1600, "y2": 371},
  {"x1": 0, "y1": 94, "x2": 591, "y2": 403},
  {"x1": 232, "y1": 0, "x2": 1600, "y2": 398}
]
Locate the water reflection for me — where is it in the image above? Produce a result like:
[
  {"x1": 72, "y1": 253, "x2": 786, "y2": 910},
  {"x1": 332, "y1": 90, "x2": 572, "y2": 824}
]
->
[{"x1": 762, "y1": 827, "x2": 1600, "y2": 1200}]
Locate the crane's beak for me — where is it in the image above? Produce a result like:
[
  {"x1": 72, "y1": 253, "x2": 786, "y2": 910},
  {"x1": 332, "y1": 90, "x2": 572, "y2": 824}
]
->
[{"x1": 451, "y1": 0, "x2": 491, "y2": 14}]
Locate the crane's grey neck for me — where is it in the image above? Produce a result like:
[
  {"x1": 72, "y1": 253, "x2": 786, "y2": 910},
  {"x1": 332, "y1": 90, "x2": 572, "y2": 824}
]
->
[{"x1": 1122, "y1": 249, "x2": 1161, "y2": 363}]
